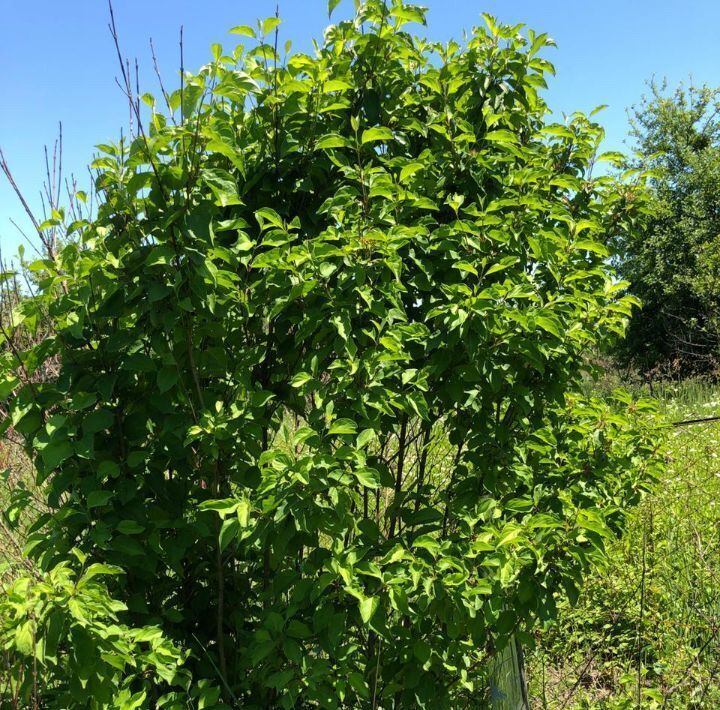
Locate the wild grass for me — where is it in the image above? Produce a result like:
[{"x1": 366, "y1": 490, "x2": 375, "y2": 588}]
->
[
  {"x1": 0, "y1": 438, "x2": 42, "y2": 591},
  {"x1": 529, "y1": 378, "x2": 720, "y2": 708}
]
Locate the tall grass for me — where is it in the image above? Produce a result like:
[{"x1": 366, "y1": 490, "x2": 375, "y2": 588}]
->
[{"x1": 529, "y1": 379, "x2": 720, "y2": 708}]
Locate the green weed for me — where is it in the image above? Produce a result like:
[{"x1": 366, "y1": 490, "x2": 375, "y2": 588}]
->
[{"x1": 530, "y1": 383, "x2": 720, "y2": 708}]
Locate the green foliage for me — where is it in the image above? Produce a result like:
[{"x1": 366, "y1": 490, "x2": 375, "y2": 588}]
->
[
  {"x1": 0, "y1": 558, "x2": 188, "y2": 707},
  {"x1": 614, "y1": 81, "x2": 720, "y2": 374},
  {"x1": 0, "y1": 2, "x2": 662, "y2": 706},
  {"x1": 530, "y1": 383, "x2": 720, "y2": 708}
]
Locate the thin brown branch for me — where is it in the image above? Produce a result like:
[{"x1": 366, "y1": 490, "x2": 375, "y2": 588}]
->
[{"x1": 150, "y1": 37, "x2": 178, "y2": 125}]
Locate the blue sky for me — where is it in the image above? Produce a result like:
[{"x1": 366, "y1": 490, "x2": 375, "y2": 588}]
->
[{"x1": 1, "y1": 0, "x2": 719, "y2": 258}]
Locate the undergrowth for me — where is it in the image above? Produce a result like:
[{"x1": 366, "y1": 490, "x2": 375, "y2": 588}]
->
[{"x1": 529, "y1": 379, "x2": 720, "y2": 708}]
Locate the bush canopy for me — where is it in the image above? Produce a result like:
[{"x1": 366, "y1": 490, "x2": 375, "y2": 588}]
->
[{"x1": 0, "y1": 2, "x2": 661, "y2": 707}]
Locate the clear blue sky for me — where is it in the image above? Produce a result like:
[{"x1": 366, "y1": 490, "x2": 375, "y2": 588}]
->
[{"x1": 2, "y1": 0, "x2": 719, "y2": 258}]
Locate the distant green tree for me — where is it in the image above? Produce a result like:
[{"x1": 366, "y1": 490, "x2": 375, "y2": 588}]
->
[{"x1": 615, "y1": 81, "x2": 720, "y2": 374}]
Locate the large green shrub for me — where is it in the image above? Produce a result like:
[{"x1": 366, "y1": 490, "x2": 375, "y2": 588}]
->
[{"x1": 0, "y1": 2, "x2": 662, "y2": 707}]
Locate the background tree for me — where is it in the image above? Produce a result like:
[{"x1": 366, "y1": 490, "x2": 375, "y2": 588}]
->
[{"x1": 614, "y1": 81, "x2": 720, "y2": 374}]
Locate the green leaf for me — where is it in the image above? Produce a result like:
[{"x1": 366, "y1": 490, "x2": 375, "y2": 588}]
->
[
  {"x1": 356, "y1": 428, "x2": 376, "y2": 449},
  {"x1": 391, "y1": 6, "x2": 426, "y2": 25},
  {"x1": 454, "y1": 261, "x2": 478, "y2": 276},
  {"x1": 203, "y1": 168, "x2": 242, "y2": 207},
  {"x1": 199, "y1": 499, "x2": 239, "y2": 516},
  {"x1": 496, "y1": 526, "x2": 522, "y2": 547},
  {"x1": 255, "y1": 207, "x2": 284, "y2": 231},
  {"x1": 71, "y1": 392, "x2": 97, "y2": 410},
  {"x1": 571, "y1": 239, "x2": 609, "y2": 256},
  {"x1": 262, "y1": 17, "x2": 282, "y2": 35},
  {"x1": 329, "y1": 418, "x2": 357, "y2": 435},
  {"x1": 220, "y1": 518, "x2": 240, "y2": 551},
  {"x1": 15, "y1": 621, "x2": 34, "y2": 656},
  {"x1": 157, "y1": 366, "x2": 178, "y2": 394},
  {"x1": 230, "y1": 25, "x2": 256, "y2": 38},
  {"x1": 484, "y1": 129, "x2": 519, "y2": 145},
  {"x1": 577, "y1": 510, "x2": 612, "y2": 538},
  {"x1": 316, "y1": 134, "x2": 352, "y2": 150},
  {"x1": 348, "y1": 671, "x2": 370, "y2": 699},
  {"x1": 87, "y1": 490, "x2": 113, "y2": 509},
  {"x1": 399, "y1": 162, "x2": 424, "y2": 183},
  {"x1": 117, "y1": 520, "x2": 145, "y2": 535},
  {"x1": 79, "y1": 563, "x2": 124, "y2": 584},
  {"x1": 0, "y1": 374, "x2": 19, "y2": 399},
  {"x1": 353, "y1": 467, "x2": 380, "y2": 489},
  {"x1": 291, "y1": 372, "x2": 314, "y2": 388},
  {"x1": 535, "y1": 315, "x2": 562, "y2": 338},
  {"x1": 413, "y1": 639, "x2": 432, "y2": 664},
  {"x1": 482, "y1": 13, "x2": 500, "y2": 36},
  {"x1": 98, "y1": 460, "x2": 121, "y2": 478},
  {"x1": 413, "y1": 534, "x2": 441, "y2": 555},
  {"x1": 236, "y1": 499, "x2": 251, "y2": 527},
  {"x1": 319, "y1": 262, "x2": 337, "y2": 277},
  {"x1": 287, "y1": 620, "x2": 312, "y2": 639},
  {"x1": 328, "y1": 0, "x2": 342, "y2": 17},
  {"x1": 359, "y1": 596, "x2": 379, "y2": 624},
  {"x1": 40, "y1": 441, "x2": 73, "y2": 471},
  {"x1": 361, "y1": 127, "x2": 394, "y2": 144},
  {"x1": 486, "y1": 256, "x2": 519, "y2": 276},
  {"x1": 324, "y1": 79, "x2": 353, "y2": 92},
  {"x1": 127, "y1": 451, "x2": 147, "y2": 469},
  {"x1": 83, "y1": 408, "x2": 114, "y2": 434}
]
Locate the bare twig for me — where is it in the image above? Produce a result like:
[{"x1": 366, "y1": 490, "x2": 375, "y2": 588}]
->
[{"x1": 672, "y1": 415, "x2": 720, "y2": 427}]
